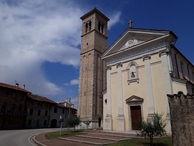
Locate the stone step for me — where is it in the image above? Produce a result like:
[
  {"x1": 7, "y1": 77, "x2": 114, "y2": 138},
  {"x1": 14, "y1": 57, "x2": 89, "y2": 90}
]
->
[
  {"x1": 76, "y1": 134, "x2": 129, "y2": 141},
  {"x1": 83, "y1": 131, "x2": 135, "y2": 138},
  {"x1": 58, "y1": 136, "x2": 115, "y2": 145}
]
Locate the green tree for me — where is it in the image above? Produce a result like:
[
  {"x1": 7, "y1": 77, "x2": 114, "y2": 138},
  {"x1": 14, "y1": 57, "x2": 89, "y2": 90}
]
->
[
  {"x1": 140, "y1": 113, "x2": 166, "y2": 146},
  {"x1": 66, "y1": 116, "x2": 81, "y2": 131}
]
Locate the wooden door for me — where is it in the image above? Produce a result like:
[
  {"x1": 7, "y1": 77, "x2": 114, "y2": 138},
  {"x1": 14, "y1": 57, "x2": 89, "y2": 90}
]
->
[{"x1": 130, "y1": 106, "x2": 141, "y2": 130}]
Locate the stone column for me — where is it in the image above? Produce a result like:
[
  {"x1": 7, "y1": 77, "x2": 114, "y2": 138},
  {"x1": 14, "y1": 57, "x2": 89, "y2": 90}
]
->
[
  {"x1": 116, "y1": 63, "x2": 125, "y2": 131},
  {"x1": 143, "y1": 55, "x2": 155, "y2": 121},
  {"x1": 159, "y1": 49, "x2": 173, "y2": 133},
  {"x1": 104, "y1": 66, "x2": 112, "y2": 130}
]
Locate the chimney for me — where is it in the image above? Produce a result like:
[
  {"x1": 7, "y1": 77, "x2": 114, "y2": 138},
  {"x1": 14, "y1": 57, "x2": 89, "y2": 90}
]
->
[
  {"x1": 23, "y1": 84, "x2": 25, "y2": 89},
  {"x1": 16, "y1": 83, "x2": 19, "y2": 87}
]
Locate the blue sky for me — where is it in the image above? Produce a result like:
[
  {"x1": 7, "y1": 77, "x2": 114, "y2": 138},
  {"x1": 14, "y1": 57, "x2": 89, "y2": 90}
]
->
[{"x1": 0, "y1": 0, "x2": 193, "y2": 108}]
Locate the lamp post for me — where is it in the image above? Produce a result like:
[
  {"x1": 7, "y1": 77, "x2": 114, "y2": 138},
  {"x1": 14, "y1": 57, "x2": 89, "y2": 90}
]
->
[{"x1": 59, "y1": 115, "x2": 63, "y2": 136}]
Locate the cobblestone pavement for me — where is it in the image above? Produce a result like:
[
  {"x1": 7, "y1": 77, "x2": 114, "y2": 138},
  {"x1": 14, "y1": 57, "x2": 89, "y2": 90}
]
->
[{"x1": 34, "y1": 130, "x2": 136, "y2": 146}]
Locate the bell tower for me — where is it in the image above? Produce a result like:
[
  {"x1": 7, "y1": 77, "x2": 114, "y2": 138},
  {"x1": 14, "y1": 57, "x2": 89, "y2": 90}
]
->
[{"x1": 78, "y1": 8, "x2": 109, "y2": 128}]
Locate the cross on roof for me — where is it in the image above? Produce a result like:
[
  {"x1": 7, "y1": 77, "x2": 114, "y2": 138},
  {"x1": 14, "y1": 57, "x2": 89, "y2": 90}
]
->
[{"x1": 128, "y1": 19, "x2": 133, "y2": 28}]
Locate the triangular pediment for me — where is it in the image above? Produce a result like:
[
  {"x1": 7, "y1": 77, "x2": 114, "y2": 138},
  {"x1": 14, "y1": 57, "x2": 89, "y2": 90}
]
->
[
  {"x1": 126, "y1": 95, "x2": 144, "y2": 103},
  {"x1": 102, "y1": 28, "x2": 177, "y2": 59}
]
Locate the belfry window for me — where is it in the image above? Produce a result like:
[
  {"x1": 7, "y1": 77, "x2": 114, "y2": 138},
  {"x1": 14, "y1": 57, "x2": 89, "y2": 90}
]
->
[
  {"x1": 127, "y1": 61, "x2": 139, "y2": 84},
  {"x1": 98, "y1": 21, "x2": 104, "y2": 33},
  {"x1": 85, "y1": 21, "x2": 92, "y2": 33}
]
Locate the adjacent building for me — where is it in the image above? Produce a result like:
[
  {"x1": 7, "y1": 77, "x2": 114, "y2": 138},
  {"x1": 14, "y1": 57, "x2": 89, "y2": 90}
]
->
[
  {"x1": 0, "y1": 82, "x2": 77, "y2": 129},
  {"x1": 25, "y1": 93, "x2": 56, "y2": 129},
  {"x1": 0, "y1": 82, "x2": 29, "y2": 129},
  {"x1": 49, "y1": 101, "x2": 77, "y2": 128}
]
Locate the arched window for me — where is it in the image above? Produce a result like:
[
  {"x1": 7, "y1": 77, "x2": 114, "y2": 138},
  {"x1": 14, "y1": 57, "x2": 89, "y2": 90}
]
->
[
  {"x1": 85, "y1": 23, "x2": 88, "y2": 33},
  {"x1": 89, "y1": 21, "x2": 91, "y2": 31},
  {"x1": 98, "y1": 21, "x2": 104, "y2": 33},
  {"x1": 85, "y1": 21, "x2": 92, "y2": 33},
  {"x1": 127, "y1": 61, "x2": 139, "y2": 84}
]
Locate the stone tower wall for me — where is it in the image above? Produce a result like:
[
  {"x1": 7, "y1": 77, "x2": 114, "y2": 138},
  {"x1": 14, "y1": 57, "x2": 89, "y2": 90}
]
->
[
  {"x1": 168, "y1": 94, "x2": 194, "y2": 146},
  {"x1": 78, "y1": 8, "x2": 109, "y2": 124}
]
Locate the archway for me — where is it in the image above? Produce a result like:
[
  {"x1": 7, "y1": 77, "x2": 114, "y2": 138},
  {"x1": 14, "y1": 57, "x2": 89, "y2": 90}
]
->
[{"x1": 50, "y1": 119, "x2": 57, "y2": 128}]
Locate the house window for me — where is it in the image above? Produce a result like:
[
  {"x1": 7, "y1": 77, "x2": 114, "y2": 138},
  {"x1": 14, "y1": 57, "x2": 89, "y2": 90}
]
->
[
  {"x1": 13, "y1": 93, "x2": 17, "y2": 99},
  {"x1": 54, "y1": 107, "x2": 57, "y2": 113},
  {"x1": 44, "y1": 120, "x2": 47, "y2": 126},
  {"x1": 45, "y1": 110, "x2": 48, "y2": 116},
  {"x1": 128, "y1": 61, "x2": 139, "y2": 84},
  {"x1": 3, "y1": 92, "x2": 9, "y2": 97},
  {"x1": 38, "y1": 110, "x2": 41, "y2": 115},
  {"x1": 21, "y1": 95, "x2": 24, "y2": 101},
  {"x1": 30, "y1": 109, "x2": 33, "y2": 115},
  {"x1": 28, "y1": 119, "x2": 32, "y2": 126},
  {"x1": 62, "y1": 109, "x2": 65, "y2": 114}
]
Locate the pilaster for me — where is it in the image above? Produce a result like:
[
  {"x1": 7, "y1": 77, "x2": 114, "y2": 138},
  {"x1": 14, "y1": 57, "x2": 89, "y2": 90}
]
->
[
  {"x1": 159, "y1": 49, "x2": 173, "y2": 133},
  {"x1": 104, "y1": 66, "x2": 112, "y2": 130},
  {"x1": 116, "y1": 62, "x2": 125, "y2": 131},
  {"x1": 143, "y1": 55, "x2": 155, "y2": 115}
]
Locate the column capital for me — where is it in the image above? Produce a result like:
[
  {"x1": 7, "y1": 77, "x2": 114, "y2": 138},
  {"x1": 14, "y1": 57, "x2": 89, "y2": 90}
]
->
[
  {"x1": 106, "y1": 66, "x2": 112, "y2": 70},
  {"x1": 116, "y1": 62, "x2": 123, "y2": 68},
  {"x1": 143, "y1": 55, "x2": 151, "y2": 61},
  {"x1": 159, "y1": 49, "x2": 169, "y2": 57}
]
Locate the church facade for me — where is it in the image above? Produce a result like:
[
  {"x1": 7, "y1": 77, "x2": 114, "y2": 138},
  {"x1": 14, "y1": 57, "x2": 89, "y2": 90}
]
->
[
  {"x1": 78, "y1": 8, "x2": 194, "y2": 132},
  {"x1": 102, "y1": 28, "x2": 194, "y2": 133}
]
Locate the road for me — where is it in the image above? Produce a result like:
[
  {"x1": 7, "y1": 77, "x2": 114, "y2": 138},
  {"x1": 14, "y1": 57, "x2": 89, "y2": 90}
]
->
[{"x1": 0, "y1": 128, "x2": 58, "y2": 146}]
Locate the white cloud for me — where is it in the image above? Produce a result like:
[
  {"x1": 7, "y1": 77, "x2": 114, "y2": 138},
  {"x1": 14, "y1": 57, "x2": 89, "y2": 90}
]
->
[
  {"x1": 70, "y1": 79, "x2": 79, "y2": 85},
  {"x1": 0, "y1": 0, "x2": 82, "y2": 95},
  {"x1": 108, "y1": 11, "x2": 121, "y2": 29},
  {"x1": 0, "y1": 0, "x2": 121, "y2": 98}
]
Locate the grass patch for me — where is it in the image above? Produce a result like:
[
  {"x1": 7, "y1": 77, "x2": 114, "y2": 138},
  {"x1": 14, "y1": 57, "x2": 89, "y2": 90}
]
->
[
  {"x1": 107, "y1": 137, "x2": 172, "y2": 146},
  {"x1": 45, "y1": 130, "x2": 84, "y2": 140}
]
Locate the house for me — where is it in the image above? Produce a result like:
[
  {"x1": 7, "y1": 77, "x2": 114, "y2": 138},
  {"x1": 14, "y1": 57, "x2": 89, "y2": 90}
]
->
[
  {"x1": 0, "y1": 82, "x2": 29, "y2": 129},
  {"x1": 0, "y1": 81, "x2": 77, "y2": 129},
  {"x1": 49, "y1": 101, "x2": 77, "y2": 128},
  {"x1": 25, "y1": 93, "x2": 56, "y2": 128}
]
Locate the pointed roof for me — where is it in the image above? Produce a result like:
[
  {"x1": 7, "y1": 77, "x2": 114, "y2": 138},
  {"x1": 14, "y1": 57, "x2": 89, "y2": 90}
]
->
[
  {"x1": 80, "y1": 7, "x2": 109, "y2": 21},
  {"x1": 126, "y1": 95, "x2": 144, "y2": 103},
  {"x1": 102, "y1": 27, "x2": 177, "y2": 59}
]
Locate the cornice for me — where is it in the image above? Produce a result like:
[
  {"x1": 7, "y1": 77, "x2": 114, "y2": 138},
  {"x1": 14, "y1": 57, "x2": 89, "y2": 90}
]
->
[{"x1": 106, "y1": 42, "x2": 168, "y2": 66}]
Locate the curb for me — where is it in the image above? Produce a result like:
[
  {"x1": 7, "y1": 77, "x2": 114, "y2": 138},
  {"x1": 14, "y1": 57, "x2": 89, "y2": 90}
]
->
[{"x1": 30, "y1": 134, "x2": 46, "y2": 146}]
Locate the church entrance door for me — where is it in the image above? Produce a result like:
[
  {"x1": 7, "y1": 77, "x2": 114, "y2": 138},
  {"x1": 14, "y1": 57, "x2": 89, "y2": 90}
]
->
[{"x1": 130, "y1": 106, "x2": 141, "y2": 130}]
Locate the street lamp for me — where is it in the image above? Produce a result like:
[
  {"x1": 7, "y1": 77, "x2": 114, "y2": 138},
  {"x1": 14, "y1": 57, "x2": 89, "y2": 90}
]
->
[{"x1": 59, "y1": 115, "x2": 63, "y2": 136}]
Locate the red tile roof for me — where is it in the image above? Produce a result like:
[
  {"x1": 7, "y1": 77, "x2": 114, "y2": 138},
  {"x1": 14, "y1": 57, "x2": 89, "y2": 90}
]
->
[
  {"x1": 28, "y1": 94, "x2": 56, "y2": 104},
  {"x1": 57, "y1": 103, "x2": 77, "y2": 110},
  {"x1": 0, "y1": 82, "x2": 30, "y2": 93}
]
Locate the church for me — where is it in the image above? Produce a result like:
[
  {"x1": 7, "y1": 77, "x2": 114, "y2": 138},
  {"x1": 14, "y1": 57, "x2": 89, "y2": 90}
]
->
[{"x1": 77, "y1": 8, "x2": 194, "y2": 133}]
